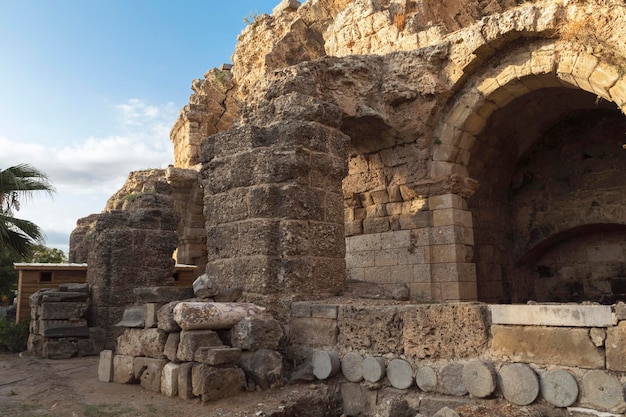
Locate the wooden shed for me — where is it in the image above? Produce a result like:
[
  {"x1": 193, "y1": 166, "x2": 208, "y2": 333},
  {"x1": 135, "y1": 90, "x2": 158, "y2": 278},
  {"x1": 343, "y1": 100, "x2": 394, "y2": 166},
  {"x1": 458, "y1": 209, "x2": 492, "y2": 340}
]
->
[{"x1": 13, "y1": 263, "x2": 197, "y2": 323}]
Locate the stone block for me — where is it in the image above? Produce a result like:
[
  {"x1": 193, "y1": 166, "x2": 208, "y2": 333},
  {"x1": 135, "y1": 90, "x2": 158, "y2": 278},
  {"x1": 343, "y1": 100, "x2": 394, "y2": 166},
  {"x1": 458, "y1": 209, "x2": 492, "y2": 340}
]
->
[
  {"x1": 191, "y1": 364, "x2": 246, "y2": 402},
  {"x1": 144, "y1": 303, "x2": 159, "y2": 328},
  {"x1": 230, "y1": 315, "x2": 283, "y2": 351},
  {"x1": 341, "y1": 383, "x2": 377, "y2": 417},
  {"x1": 289, "y1": 317, "x2": 338, "y2": 350},
  {"x1": 157, "y1": 301, "x2": 181, "y2": 332},
  {"x1": 116, "y1": 328, "x2": 144, "y2": 357},
  {"x1": 40, "y1": 321, "x2": 90, "y2": 338},
  {"x1": 113, "y1": 355, "x2": 137, "y2": 384},
  {"x1": 606, "y1": 321, "x2": 626, "y2": 371},
  {"x1": 39, "y1": 302, "x2": 88, "y2": 320},
  {"x1": 193, "y1": 273, "x2": 221, "y2": 298},
  {"x1": 238, "y1": 349, "x2": 283, "y2": 390},
  {"x1": 291, "y1": 302, "x2": 311, "y2": 318},
  {"x1": 115, "y1": 305, "x2": 145, "y2": 328},
  {"x1": 490, "y1": 304, "x2": 613, "y2": 327},
  {"x1": 404, "y1": 303, "x2": 489, "y2": 359},
  {"x1": 173, "y1": 302, "x2": 266, "y2": 331},
  {"x1": 160, "y1": 362, "x2": 179, "y2": 397},
  {"x1": 133, "y1": 287, "x2": 194, "y2": 303},
  {"x1": 338, "y1": 305, "x2": 406, "y2": 354},
  {"x1": 432, "y1": 208, "x2": 473, "y2": 228},
  {"x1": 140, "y1": 328, "x2": 167, "y2": 359},
  {"x1": 178, "y1": 362, "x2": 195, "y2": 400},
  {"x1": 58, "y1": 283, "x2": 89, "y2": 294},
  {"x1": 195, "y1": 347, "x2": 242, "y2": 365},
  {"x1": 177, "y1": 329, "x2": 223, "y2": 362},
  {"x1": 98, "y1": 350, "x2": 114, "y2": 382},
  {"x1": 164, "y1": 332, "x2": 180, "y2": 362},
  {"x1": 138, "y1": 358, "x2": 168, "y2": 392},
  {"x1": 41, "y1": 291, "x2": 88, "y2": 303},
  {"x1": 491, "y1": 325, "x2": 604, "y2": 369}
]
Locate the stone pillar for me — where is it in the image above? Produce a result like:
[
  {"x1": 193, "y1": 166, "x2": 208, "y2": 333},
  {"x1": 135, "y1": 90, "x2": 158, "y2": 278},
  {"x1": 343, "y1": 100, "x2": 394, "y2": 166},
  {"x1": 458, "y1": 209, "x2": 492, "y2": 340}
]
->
[
  {"x1": 200, "y1": 121, "x2": 349, "y2": 311},
  {"x1": 428, "y1": 194, "x2": 477, "y2": 301},
  {"x1": 87, "y1": 207, "x2": 179, "y2": 329}
]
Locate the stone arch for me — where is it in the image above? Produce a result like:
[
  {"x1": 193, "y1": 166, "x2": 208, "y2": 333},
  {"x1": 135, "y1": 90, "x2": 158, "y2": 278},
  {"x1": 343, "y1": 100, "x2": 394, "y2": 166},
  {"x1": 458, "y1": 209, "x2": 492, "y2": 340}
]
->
[{"x1": 434, "y1": 36, "x2": 626, "y2": 303}]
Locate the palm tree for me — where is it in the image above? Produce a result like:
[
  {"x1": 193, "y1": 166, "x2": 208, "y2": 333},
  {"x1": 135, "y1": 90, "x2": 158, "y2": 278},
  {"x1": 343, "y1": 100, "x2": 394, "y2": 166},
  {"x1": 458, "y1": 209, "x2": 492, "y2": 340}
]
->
[{"x1": 0, "y1": 164, "x2": 55, "y2": 257}]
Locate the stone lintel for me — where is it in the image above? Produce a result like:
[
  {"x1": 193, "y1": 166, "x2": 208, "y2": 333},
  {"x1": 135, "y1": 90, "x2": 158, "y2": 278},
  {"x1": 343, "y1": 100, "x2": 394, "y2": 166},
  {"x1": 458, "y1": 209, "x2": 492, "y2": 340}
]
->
[{"x1": 490, "y1": 304, "x2": 613, "y2": 327}]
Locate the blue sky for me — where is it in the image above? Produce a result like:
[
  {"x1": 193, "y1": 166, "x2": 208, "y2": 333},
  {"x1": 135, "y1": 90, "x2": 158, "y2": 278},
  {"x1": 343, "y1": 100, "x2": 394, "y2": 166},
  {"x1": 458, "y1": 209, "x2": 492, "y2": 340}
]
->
[{"x1": 0, "y1": 0, "x2": 280, "y2": 254}]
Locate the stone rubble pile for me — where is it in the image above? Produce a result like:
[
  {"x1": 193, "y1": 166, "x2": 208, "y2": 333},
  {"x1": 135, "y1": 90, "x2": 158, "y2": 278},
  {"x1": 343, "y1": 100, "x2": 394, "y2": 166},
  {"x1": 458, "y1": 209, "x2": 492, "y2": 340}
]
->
[
  {"x1": 27, "y1": 283, "x2": 106, "y2": 359},
  {"x1": 98, "y1": 280, "x2": 284, "y2": 402}
]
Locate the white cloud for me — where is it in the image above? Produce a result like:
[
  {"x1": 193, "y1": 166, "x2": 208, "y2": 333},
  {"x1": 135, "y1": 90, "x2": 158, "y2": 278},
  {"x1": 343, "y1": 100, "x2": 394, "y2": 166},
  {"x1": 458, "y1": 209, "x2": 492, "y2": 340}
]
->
[{"x1": 0, "y1": 99, "x2": 180, "y2": 253}]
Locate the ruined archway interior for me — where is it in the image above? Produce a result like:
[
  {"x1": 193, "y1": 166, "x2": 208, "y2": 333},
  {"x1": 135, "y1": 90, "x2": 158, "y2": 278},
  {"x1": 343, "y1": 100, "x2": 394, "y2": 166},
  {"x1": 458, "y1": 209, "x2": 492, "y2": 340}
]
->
[{"x1": 469, "y1": 86, "x2": 626, "y2": 304}]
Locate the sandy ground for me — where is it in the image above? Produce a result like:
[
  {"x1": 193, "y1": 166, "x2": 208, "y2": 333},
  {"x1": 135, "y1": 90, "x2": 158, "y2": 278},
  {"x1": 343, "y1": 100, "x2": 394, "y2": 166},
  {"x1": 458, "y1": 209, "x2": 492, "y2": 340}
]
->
[{"x1": 0, "y1": 353, "x2": 338, "y2": 417}]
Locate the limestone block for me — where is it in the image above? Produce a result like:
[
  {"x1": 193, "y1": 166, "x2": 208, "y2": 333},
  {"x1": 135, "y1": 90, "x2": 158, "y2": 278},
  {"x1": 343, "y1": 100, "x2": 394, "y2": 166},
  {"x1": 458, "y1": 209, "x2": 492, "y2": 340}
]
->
[
  {"x1": 605, "y1": 321, "x2": 626, "y2": 371},
  {"x1": 432, "y1": 208, "x2": 473, "y2": 228},
  {"x1": 177, "y1": 329, "x2": 223, "y2": 362},
  {"x1": 540, "y1": 369, "x2": 578, "y2": 408},
  {"x1": 311, "y1": 304, "x2": 338, "y2": 319},
  {"x1": 404, "y1": 303, "x2": 489, "y2": 359},
  {"x1": 157, "y1": 301, "x2": 181, "y2": 332},
  {"x1": 491, "y1": 325, "x2": 604, "y2": 369},
  {"x1": 41, "y1": 338, "x2": 77, "y2": 359},
  {"x1": 341, "y1": 352, "x2": 364, "y2": 383},
  {"x1": 191, "y1": 364, "x2": 246, "y2": 402},
  {"x1": 160, "y1": 362, "x2": 179, "y2": 397},
  {"x1": 39, "y1": 302, "x2": 88, "y2": 320},
  {"x1": 214, "y1": 287, "x2": 243, "y2": 303},
  {"x1": 490, "y1": 304, "x2": 613, "y2": 327},
  {"x1": 462, "y1": 361, "x2": 495, "y2": 398},
  {"x1": 291, "y1": 302, "x2": 311, "y2": 318},
  {"x1": 98, "y1": 350, "x2": 114, "y2": 382},
  {"x1": 192, "y1": 273, "x2": 221, "y2": 299},
  {"x1": 581, "y1": 370, "x2": 625, "y2": 412},
  {"x1": 230, "y1": 315, "x2": 283, "y2": 351},
  {"x1": 362, "y1": 356, "x2": 385, "y2": 383},
  {"x1": 138, "y1": 358, "x2": 168, "y2": 393},
  {"x1": 41, "y1": 291, "x2": 88, "y2": 303},
  {"x1": 194, "y1": 347, "x2": 242, "y2": 365},
  {"x1": 173, "y1": 302, "x2": 266, "y2": 330},
  {"x1": 163, "y1": 332, "x2": 180, "y2": 362},
  {"x1": 289, "y1": 317, "x2": 338, "y2": 350},
  {"x1": 133, "y1": 287, "x2": 193, "y2": 303},
  {"x1": 178, "y1": 362, "x2": 195, "y2": 400},
  {"x1": 113, "y1": 355, "x2": 136, "y2": 384},
  {"x1": 144, "y1": 303, "x2": 159, "y2": 328},
  {"x1": 115, "y1": 305, "x2": 145, "y2": 328},
  {"x1": 498, "y1": 363, "x2": 539, "y2": 406},
  {"x1": 338, "y1": 305, "x2": 406, "y2": 354},
  {"x1": 140, "y1": 328, "x2": 167, "y2": 359},
  {"x1": 116, "y1": 328, "x2": 144, "y2": 357},
  {"x1": 41, "y1": 321, "x2": 90, "y2": 338},
  {"x1": 312, "y1": 350, "x2": 340, "y2": 380},
  {"x1": 238, "y1": 349, "x2": 283, "y2": 390}
]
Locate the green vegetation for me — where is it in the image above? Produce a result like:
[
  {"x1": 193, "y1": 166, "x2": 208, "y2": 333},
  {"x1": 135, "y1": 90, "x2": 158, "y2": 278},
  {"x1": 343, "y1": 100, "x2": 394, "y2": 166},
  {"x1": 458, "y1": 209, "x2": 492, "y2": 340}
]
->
[
  {"x1": 0, "y1": 164, "x2": 55, "y2": 257},
  {"x1": 0, "y1": 318, "x2": 29, "y2": 352}
]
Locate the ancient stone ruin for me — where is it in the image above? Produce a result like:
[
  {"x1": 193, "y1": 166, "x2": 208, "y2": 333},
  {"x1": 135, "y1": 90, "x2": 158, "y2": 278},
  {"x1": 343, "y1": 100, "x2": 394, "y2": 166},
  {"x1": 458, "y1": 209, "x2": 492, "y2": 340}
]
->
[{"x1": 59, "y1": 0, "x2": 626, "y2": 415}]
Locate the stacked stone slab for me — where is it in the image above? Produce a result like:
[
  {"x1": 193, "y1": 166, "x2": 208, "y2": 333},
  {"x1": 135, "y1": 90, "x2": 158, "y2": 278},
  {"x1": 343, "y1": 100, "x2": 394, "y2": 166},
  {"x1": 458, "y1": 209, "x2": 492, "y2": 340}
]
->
[
  {"x1": 27, "y1": 283, "x2": 106, "y2": 359},
  {"x1": 100, "y1": 286, "x2": 284, "y2": 403}
]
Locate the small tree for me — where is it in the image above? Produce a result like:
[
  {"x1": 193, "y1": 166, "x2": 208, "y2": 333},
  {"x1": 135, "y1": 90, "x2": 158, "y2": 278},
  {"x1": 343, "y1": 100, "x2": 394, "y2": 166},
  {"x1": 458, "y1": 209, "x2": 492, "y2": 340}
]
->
[{"x1": 0, "y1": 164, "x2": 55, "y2": 257}]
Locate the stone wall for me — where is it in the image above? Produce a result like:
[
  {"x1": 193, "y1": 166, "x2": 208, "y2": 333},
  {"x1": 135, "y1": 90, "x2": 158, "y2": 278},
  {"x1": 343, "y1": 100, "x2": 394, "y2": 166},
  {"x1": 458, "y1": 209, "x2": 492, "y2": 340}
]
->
[{"x1": 289, "y1": 301, "x2": 626, "y2": 415}]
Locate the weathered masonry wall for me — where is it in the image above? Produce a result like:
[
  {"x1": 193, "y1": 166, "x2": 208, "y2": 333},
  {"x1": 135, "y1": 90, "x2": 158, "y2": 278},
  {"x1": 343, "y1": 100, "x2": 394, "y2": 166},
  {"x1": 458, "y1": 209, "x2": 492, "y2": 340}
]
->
[
  {"x1": 289, "y1": 302, "x2": 626, "y2": 415},
  {"x1": 346, "y1": 193, "x2": 475, "y2": 301}
]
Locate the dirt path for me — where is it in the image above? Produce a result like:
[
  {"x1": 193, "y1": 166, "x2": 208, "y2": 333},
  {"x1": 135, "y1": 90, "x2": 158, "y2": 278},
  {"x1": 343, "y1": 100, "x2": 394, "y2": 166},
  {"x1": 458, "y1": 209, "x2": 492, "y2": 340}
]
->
[{"x1": 0, "y1": 353, "x2": 336, "y2": 417}]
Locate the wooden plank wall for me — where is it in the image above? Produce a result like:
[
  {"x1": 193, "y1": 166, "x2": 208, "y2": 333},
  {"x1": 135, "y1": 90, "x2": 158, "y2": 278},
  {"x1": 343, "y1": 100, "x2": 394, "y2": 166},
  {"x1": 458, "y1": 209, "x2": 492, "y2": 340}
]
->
[{"x1": 16, "y1": 269, "x2": 87, "y2": 323}]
